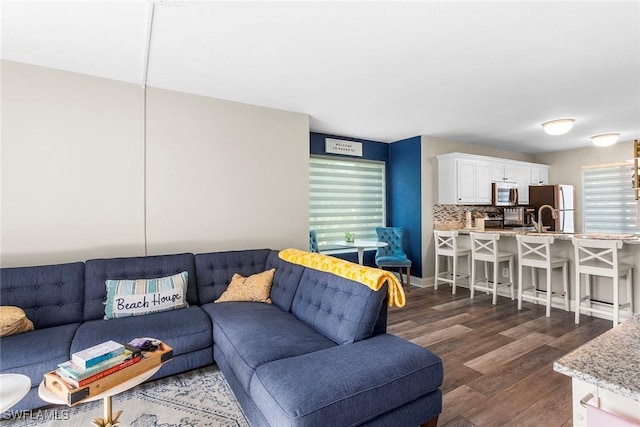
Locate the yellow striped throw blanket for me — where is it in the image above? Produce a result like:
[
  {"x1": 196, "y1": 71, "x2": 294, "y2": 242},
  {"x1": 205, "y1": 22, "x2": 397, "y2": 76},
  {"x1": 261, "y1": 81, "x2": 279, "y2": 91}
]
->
[{"x1": 278, "y1": 248, "x2": 405, "y2": 307}]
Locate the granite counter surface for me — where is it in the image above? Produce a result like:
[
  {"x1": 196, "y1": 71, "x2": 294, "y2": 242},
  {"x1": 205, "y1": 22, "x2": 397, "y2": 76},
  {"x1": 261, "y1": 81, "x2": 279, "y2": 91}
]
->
[
  {"x1": 553, "y1": 315, "x2": 640, "y2": 401},
  {"x1": 455, "y1": 228, "x2": 640, "y2": 244}
]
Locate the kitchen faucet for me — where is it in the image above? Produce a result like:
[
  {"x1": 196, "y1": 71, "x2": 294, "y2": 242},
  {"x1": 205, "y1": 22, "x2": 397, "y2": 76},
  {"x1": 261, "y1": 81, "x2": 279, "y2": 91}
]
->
[{"x1": 532, "y1": 204, "x2": 558, "y2": 233}]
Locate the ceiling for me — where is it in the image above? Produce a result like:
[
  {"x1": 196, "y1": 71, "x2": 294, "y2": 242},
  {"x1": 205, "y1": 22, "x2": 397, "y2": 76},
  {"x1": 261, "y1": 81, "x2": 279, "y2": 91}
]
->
[{"x1": 2, "y1": 1, "x2": 639, "y2": 154}]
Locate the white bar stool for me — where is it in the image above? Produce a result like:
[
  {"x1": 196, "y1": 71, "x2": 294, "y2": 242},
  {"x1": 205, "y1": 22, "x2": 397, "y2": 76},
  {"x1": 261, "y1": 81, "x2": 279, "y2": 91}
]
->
[
  {"x1": 515, "y1": 234, "x2": 569, "y2": 317},
  {"x1": 434, "y1": 230, "x2": 471, "y2": 294},
  {"x1": 571, "y1": 237, "x2": 634, "y2": 326},
  {"x1": 470, "y1": 232, "x2": 516, "y2": 305}
]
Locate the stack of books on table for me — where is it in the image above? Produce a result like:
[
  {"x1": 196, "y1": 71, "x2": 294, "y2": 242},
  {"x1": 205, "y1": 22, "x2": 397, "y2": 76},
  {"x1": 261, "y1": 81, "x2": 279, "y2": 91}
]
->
[
  {"x1": 44, "y1": 339, "x2": 173, "y2": 405},
  {"x1": 55, "y1": 340, "x2": 142, "y2": 388}
]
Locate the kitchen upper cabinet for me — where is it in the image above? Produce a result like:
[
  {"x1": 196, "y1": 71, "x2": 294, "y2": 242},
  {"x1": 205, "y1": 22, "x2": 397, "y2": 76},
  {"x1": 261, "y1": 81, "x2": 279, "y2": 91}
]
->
[
  {"x1": 515, "y1": 166, "x2": 530, "y2": 205},
  {"x1": 530, "y1": 167, "x2": 549, "y2": 185},
  {"x1": 437, "y1": 153, "x2": 549, "y2": 205},
  {"x1": 456, "y1": 160, "x2": 477, "y2": 203},
  {"x1": 438, "y1": 157, "x2": 492, "y2": 205},
  {"x1": 491, "y1": 162, "x2": 516, "y2": 182},
  {"x1": 475, "y1": 162, "x2": 492, "y2": 203}
]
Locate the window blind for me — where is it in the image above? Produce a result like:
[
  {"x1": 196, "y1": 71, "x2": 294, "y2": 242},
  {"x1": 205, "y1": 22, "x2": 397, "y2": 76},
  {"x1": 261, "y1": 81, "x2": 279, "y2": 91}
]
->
[
  {"x1": 582, "y1": 164, "x2": 637, "y2": 233},
  {"x1": 309, "y1": 156, "x2": 386, "y2": 250}
]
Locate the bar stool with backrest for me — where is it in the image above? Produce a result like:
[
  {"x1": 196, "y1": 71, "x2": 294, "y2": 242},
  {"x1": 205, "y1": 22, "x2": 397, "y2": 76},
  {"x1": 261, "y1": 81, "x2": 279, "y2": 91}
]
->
[
  {"x1": 433, "y1": 230, "x2": 471, "y2": 295},
  {"x1": 515, "y1": 234, "x2": 569, "y2": 317},
  {"x1": 469, "y1": 232, "x2": 516, "y2": 305},
  {"x1": 572, "y1": 237, "x2": 633, "y2": 326}
]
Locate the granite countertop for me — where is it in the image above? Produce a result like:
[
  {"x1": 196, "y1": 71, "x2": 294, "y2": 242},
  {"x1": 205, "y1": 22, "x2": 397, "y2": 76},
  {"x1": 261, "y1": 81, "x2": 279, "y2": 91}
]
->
[
  {"x1": 553, "y1": 315, "x2": 640, "y2": 401},
  {"x1": 456, "y1": 228, "x2": 640, "y2": 244}
]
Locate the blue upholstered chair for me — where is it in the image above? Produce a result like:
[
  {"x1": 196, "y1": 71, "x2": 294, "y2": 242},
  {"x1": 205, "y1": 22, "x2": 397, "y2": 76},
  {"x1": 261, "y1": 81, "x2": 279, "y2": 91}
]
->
[
  {"x1": 309, "y1": 229, "x2": 319, "y2": 253},
  {"x1": 375, "y1": 227, "x2": 412, "y2": 293}
]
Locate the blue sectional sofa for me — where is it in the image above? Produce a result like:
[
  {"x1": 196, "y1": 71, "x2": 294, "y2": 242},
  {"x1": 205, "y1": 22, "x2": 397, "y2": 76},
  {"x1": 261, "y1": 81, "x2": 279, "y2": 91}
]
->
[{"x1": 1, "y1": 249, "x2": 443, "y2": 426}]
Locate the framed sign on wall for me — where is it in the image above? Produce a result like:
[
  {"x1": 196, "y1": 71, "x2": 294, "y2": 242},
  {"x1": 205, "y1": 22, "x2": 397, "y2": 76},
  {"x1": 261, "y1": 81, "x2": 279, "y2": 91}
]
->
[{"x1": 325, "y1": 138, "x2": 363, "y2": 157}]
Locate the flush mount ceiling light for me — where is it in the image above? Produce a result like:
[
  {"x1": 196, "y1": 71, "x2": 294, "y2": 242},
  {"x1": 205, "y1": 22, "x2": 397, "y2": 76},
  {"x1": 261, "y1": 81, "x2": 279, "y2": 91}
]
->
[
  {"x1": 542, "y1": 119, "x2": 575, "y2": 136},
  {"x1": 591, "y1": 133, "x2": 620, "y2": 147}
]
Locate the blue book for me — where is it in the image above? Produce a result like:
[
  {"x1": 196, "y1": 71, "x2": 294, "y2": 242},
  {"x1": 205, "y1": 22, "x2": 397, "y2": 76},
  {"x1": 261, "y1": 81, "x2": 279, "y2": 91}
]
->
[
  {"x1": 58, "y1": 350, "x2": 133, "y2": 380},
  {"x1": 71, "y1": 340, "x2": 125, "y2": 370}
]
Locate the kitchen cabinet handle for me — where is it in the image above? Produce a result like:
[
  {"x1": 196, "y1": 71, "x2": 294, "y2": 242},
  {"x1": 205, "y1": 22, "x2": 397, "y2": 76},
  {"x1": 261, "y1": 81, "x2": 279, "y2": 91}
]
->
[{"x1": 580, "y1": 393, "x2": 594, "y2": 408}]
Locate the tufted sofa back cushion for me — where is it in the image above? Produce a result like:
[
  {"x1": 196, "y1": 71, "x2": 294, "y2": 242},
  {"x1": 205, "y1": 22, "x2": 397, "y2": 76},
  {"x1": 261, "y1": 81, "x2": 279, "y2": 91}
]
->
[
  {"x1": 195, "y1": 249, "x2": 270, "y2": 304},
  {"x1": 264, "y1": 250, "x2": 304, "y2": 311},
  {"x1": 291, "y1": 268, "x2": 387, "y2": 345},
  {"x1": 83, "y1": 253, "x2": 196, "y2": 321},
  {"x1": 0, "y1": 262, "x2": 85, "y2": 329}
]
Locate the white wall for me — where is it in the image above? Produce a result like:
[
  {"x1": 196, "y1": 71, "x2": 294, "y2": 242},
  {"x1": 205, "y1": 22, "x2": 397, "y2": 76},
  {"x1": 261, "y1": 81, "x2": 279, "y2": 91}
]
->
[
  {"x1": 1, "y1": 60, "x2": 310, "y2": 267},
  {"x1": 145, "y1": 88, "x2": 309, "y2": 254},
  {"x1": 1, "y1": 60, "x2": 146, "y2": 266},
  {"x1": 421, "y1": 136, "x2": 535, "y2": 280}
]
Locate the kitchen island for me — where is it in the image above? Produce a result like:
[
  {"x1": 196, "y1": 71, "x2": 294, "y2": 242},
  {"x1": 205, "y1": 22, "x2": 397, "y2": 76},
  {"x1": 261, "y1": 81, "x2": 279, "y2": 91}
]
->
[
  {"x1": 446, "y1": 228, "x2": 640, "y2": 319},
  {"x1": 456, "y1": 228, "x2": 640, "y2": 243},
  {"x1": 553, "y1": 315, "x2": 640, "y2": 425}
]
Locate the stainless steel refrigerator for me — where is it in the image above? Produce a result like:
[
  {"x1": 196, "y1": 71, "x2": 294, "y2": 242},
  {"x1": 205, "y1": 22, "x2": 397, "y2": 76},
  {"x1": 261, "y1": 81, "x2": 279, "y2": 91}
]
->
[{"x1": 529, "y1": 185, "x2": 575, "y2": 232}]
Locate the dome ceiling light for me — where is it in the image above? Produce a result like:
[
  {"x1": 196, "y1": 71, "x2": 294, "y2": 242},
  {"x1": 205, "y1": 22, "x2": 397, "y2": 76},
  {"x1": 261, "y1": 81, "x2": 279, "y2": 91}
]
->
[
  {"x1": 542, "y1": 119, "x2": 575, "y2": 136},
  {"x1": 591, "y1": 133, "x2": 620, "y2": 147}
]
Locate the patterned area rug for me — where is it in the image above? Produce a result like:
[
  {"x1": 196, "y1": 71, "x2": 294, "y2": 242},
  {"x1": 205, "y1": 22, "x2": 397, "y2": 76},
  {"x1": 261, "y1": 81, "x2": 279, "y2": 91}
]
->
[{"x1": 1, "y1": 366, "x2": 248, "y2": 427}]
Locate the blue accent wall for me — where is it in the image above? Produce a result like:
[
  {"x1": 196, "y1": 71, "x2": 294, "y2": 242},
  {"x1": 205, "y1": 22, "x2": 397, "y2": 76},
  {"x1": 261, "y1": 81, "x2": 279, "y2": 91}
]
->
[
  {"x1": 310, "y1": 133, "x2": 423, "y2": 277},
  {"x1": 389, "y1": 136, "x2": 422, "y2": 276}
]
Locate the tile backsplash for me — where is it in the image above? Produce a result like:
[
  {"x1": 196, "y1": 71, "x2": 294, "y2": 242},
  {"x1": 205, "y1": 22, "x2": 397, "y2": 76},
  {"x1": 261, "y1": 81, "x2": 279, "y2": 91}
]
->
[{"x1": 433, "y1": 204, "x2": 501, "y2": 230}]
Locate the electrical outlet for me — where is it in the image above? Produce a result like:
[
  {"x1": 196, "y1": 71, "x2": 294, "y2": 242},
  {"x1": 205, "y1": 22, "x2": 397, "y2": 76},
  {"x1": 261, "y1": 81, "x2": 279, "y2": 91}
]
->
[{"x1": 502, "y1": 267, "x2": 509, "y2": 277}]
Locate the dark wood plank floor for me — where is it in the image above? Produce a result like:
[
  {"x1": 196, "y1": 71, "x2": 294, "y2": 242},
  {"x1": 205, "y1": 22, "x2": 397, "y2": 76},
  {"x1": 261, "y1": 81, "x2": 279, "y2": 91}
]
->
[{"x1": 388, "y1": 285, "x2": 611, "y2": 427}]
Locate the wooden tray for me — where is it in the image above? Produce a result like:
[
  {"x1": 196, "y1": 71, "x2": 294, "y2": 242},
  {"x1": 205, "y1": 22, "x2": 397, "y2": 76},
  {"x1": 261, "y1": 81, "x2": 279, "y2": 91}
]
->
[{"x1": 43, "y1": 343, "x2": 173, "y2": 406}]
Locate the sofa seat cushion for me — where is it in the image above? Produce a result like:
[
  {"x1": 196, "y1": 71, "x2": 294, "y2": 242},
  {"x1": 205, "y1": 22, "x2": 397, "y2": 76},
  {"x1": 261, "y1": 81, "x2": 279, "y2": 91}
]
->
[
  {"x1": 250, "y1": 334, "x2": 443, "y2": 427},
  {"x1": 203, "y1": 302, "x2": 336, "y2": 392},
  {"x1": 71, "y1": 306, "x2": 211, "y2": 357},
  {"x1": 0, "y1": 323, "x2": 80, "y2": 386}
]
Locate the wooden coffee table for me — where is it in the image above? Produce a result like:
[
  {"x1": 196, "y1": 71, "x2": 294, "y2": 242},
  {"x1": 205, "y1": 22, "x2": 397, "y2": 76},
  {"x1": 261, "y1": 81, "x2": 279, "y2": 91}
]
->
[
  {"x1": 0, "y1": 373, "x2": 31, "y2": 412},
  {"x1": 38, "y1": 364, "x2": 161, "y2": 427}
]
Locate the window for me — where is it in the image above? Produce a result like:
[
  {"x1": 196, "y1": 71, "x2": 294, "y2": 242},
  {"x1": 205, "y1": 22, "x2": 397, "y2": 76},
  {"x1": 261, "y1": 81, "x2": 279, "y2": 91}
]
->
[
  {"x1": 582, "y1": 163, "x2": 637, "y2": 233},
  {"x1": 309, "y1": 156, "x2": 386, "y2": 251}
]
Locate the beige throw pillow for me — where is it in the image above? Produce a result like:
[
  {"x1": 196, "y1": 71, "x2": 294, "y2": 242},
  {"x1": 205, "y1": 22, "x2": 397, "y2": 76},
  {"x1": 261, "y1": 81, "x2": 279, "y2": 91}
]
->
[
  {"x1": 215, "y1": 269, "x2": 276, "y2": 304},
  {"x1": 0, "y1": 306, "x2": 35, "y2": 337}
]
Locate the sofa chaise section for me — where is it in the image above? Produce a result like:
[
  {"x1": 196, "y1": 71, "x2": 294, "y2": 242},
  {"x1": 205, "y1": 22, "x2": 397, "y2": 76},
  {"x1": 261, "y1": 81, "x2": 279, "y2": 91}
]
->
[
  {"x1": 204, "y1": 249, "x2": 442, "y2": 426},
  {"x1": 250, "y1": 334, "x2": 443, "y2": 427}
]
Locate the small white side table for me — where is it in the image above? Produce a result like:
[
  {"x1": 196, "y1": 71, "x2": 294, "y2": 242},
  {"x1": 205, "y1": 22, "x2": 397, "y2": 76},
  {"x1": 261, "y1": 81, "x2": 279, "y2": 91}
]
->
[
  {"x1": 332, "y1": 240, "x2": 388, "y2": 265},
  {"x1": 0, "y1": 373, "x2": 31, "y2": 412}
]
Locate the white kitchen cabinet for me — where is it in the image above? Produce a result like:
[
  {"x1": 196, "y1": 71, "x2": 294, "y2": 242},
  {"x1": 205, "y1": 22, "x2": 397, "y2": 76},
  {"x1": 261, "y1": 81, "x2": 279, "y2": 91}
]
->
[
  {"x1": 570, "y1": 378, "x2": 640, "y2": 426},
  {"x1": 491, "y1": 162, "x2": 516, "y2": 182},
  {"x1": 437, "y1": 153, "x2": 549, "y2": 205},
  {"x1": 475, "y1": 162, "x2": 492, "y2": 204},
  {"x1": 438, "y1": 157, "x2": 492, "y2": 205},
  {"x1": 456, "y1": 160, "x2": 477, "y2": 203},
  {"x1": 530, "y1": 167, "x2": 549, "y2": 185},
  {"x1": 515, "y1": 166, "x2": 530, "y2": 205}
]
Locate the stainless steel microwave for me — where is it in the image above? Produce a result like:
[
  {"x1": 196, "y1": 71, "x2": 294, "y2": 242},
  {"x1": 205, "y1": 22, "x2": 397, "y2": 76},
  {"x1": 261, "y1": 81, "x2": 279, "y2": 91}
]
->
[{"x1": 492, "y1": 182, "x2": 518, "y2": 206}]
